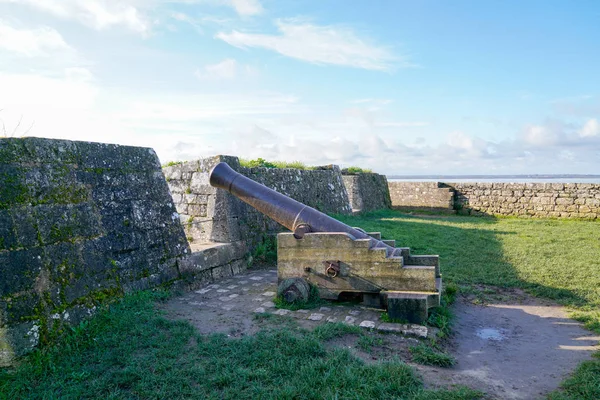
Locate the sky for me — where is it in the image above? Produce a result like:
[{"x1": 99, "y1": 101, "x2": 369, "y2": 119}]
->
[{"x1": 0, "y1": 0, "x2": 599, "y2": 175}]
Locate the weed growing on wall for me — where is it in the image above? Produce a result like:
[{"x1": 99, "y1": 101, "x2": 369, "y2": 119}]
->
[
  {"x1": 249, "y1": 235, "x2": 277, "y2": 265},
  {"x1": 239, "y1": 158, "x2": 311, "y2": 170},
  {"x1": 342, "y1": 166, "x2": 373, "y2": 175}
]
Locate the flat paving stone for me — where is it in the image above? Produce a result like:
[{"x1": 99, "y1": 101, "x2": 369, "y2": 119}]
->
[
  {"x1": 254, "y1": 307, "x2": 266, "y2": 313},
  {"x1": 344, "y1": 316, "x2": 356, "y2": 325},
  {"x1": 308, "y1": 313, "x2": 325, "y2": 321},
  {"x1": 227, "y1": 285, "x2": 238, "y2": 289},
  {"x1": 216, "y1": 289, "x2": 229, "y2": 293},
  {"x1": 274, "y1": 309, "x2": 291, "y2": 316},
  {"x1": 359, "y1": 320, "x2": 376, "y2": 328},
  {"x1": 326, "y1": 316, "x2": 338, "y2": 323},
  {"x1": 195, "y1": 289, "x2": 211, "y2": 294},
  {"x1": 250, "y1": 276, "x2": 263, "y2": 281},
  {"x1": 262, "y1": 291, "x2": 276, "y2": 297},
  {"x1": 261, "y1": 301, "x2": 276, "y2": 308},
  {"x1": 377, "y1": 323, "x2": 404, "y2": 333}
]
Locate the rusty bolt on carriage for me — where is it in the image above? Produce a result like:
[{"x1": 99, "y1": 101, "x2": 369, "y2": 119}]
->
[{"x1": 209, "y1": 162, "x2": 442, "y2": 324}]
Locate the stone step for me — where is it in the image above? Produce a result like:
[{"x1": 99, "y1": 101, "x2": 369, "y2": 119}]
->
[
  {"x1": 179, "y1": 241, "x2": 248, "y2": 287},
  {"x1": 406, "y1": 255, "x2": 441, "y2": 278},
  {"x1": 382, "y1": 239, "x2": 396, "y2": 247}
]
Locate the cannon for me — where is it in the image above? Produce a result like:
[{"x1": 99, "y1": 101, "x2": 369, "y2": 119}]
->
[{"x1": 209, "y1": 162, "x2": 442, "y2": 323}]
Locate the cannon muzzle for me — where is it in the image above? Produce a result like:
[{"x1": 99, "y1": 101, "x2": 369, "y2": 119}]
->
[{"x1": 209, "y1": 162, "x2": 396, "y2": 255}]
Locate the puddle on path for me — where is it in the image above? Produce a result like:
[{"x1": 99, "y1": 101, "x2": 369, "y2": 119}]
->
[{"x1": 476, "y1": 327, "x2": 506, "y2": 341}]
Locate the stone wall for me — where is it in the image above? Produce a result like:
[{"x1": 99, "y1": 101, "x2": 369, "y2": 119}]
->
[
  {"x1": 163, "y1": 157, "x2": 352, "y2": 248},
  {"x1": 0, "y1": 137, "x2": 190, "y2": 366},
  {"x1": 453, "y1": 182, "x2": 600, "y2": 218},
  {"x1": 342, "y1": 173, "x2": 392, "y2": 213},
  {"x1": 386, "y1": 181, "x2": 600, "y2": 219},
  {"x1": 388, "y1": 182, "x2": 454, "y2": 210}
]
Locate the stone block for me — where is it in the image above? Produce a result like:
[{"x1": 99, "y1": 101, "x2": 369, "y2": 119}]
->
[
  {"x1": 211, "y1": 264, "x2": 233, "y2": 280},
  {"x1": 10, "y1": 207, "x2": 40, "y2": 248},
  {"x1": 0, "y1": 164, "x2": 29, "y2": 209},
  {"x1": 0, "y1": 248, "x2": 44, "y2": 297},
  {"x1": 556, "y1": 197, "x2": 575, "y2": 206},
  {"x1": 188, "y1": 204, "x2": 207, "y2": 217},
  {"x1": 0, "y1": 210, "x2": 17, "y2": 250},
  {"x1": 1, "y1": 291, "x2": 43, "y2": 325},
  {"x1": 386, "y1": 292, "x2": 429, "y2": 325},
  {"x1": 586, "y1": 198, "x2": 600, "y2": 207}
]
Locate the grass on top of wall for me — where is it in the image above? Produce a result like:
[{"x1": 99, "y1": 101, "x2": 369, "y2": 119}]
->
[
  {"x1": 238, "y1": 158, "x2": 375, "y2": 173},
  {"x1": 334, "y1": 209, "x2": 600, "y2": 400},
  {"x1": 239, "y1": 158, "x2": 311, "y2": 170}
]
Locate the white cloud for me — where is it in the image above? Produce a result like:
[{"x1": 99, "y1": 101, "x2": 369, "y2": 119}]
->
[
  {"x1": 580, "y1": 118, "x2": 599, "y2": 137},
  {"x1": 0, "y1": 20, "x2": 71, "y2": 56},
  {"x1": 376, "y1": 121, "x2": 429, "y2": 128},
  {"x1": 350, "y1": 98, "x2": 393, "y2": 105},
  {"x1": 216, "y1": 19, "x2": 400, "y2": 71},
  {"x1": 195, "y1": 58, "x2": 238, "y2": 79},
  {"x1": 194, "y1": 58, "x2": 257, "y2": 80},
  {"x1": 447, "y1": 131, "x2": 474, "y2": 150},
  {"x1": 1, "y1": 0, "x2": 151, "y2": 35},
  {"x1": 1, "y1": 0, "x2": 264, "y2": 36},
  {"x1": 2, "y1": 69, "x2": 598, "y2": 175},
  {"x1": 522, "y1": 124, "x2": 560, "y2": 147},
  {"x1": 228, "y1": 0, "x2": 263, "y2": 16}
]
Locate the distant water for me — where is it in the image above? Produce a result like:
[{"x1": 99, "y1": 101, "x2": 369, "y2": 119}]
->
[{"x1": 387, "y1": 175, "x2": 600, "y2": 183}]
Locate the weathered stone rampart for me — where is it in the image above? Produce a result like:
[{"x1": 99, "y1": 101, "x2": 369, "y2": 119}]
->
[
  {"x1": 453, "y1": 182, "x2": 600, "y2": 219},
  {"x1": 343, "y1": 173, "x2": 392, "y2": 213},
  {"x1": 0, "y1": 137, "x2": 190, "y2": 366}
]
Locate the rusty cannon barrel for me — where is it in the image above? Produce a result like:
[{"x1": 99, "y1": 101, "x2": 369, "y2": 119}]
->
[{"x1": 209, "y1": 162, "x2": 397, "y2": 256}]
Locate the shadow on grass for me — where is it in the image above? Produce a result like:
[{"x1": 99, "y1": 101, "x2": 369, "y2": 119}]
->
[
  {"x1": 333, "y1": 210, "x2": 590, "y2": 308},
  {"x1": 335, "y1": 209, "x2": 599, "y2": 400}
]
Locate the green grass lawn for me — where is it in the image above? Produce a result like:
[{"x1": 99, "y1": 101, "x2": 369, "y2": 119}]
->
[
  {"x1": 0, "y1": 291, "x2": 480, "y2": 400},
  {"x1": 335, "y1": 210, "x2": 600, "y2": 400},
  {"x1": 1, "y1": 210, "x2": 598, "y2": 399}
]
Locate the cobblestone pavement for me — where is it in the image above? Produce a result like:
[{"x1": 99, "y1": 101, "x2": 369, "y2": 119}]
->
[{"x1": 162, "y1": 267, "x2": 428, "y2": 338}]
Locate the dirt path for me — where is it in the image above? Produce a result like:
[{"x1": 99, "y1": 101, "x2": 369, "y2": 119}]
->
[
  {"x1": 417, "y1": 298, "x2": 599, "y2": 399},
  {"x1": 161, "y1": 267, "x2": 599, "y2": 399}
]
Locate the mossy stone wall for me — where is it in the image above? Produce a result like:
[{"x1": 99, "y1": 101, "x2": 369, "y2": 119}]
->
[{"x1": 0, "y1": 138, "x2": 190, "y2": 366}]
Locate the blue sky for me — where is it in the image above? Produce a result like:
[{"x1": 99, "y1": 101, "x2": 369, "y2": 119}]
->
[{"x1": 0, "y1": 0, "x2": 599, "y2": 174}]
